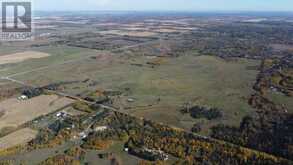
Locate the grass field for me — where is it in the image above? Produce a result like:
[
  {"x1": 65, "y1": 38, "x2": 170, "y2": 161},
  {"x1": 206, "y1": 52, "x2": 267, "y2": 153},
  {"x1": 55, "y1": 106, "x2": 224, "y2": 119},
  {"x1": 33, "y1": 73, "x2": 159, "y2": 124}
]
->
[
  {"x1": 120, "y1": 55, "x2": 259, "y2": 134},
  {"x1": 0, "y1": 45, "x2": 99, "y2": 77},
  {"x1": 0, "y1": 142, "x2": 76, "y2": 165},
  {"x1": 10, "y1": 51, "x2": 260, "y2": 135},
  {"x1": 0, "y1": 95, "x2": 74, "y2": 130},
  {"x1": 0, "y1": 128, "x2": 37, "y2": 150},
  {"x1": 0, "y1": 43, "x2": 33, "y2": 56},
  {"x1": 84, "y1": 142, "x2": 141, "y2": 165}
]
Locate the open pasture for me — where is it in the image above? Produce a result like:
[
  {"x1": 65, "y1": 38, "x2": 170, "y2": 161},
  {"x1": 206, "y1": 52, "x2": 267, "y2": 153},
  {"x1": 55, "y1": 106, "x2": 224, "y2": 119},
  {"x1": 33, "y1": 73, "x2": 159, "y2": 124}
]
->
[{"x1": 0, "y1": 95, "x2": 74, "y2": 130}]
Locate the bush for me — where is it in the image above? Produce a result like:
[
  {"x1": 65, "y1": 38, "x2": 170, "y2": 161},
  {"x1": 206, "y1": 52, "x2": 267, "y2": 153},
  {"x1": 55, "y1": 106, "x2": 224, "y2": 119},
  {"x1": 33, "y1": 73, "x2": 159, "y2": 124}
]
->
[
  {"x1": 181, "y1": 105, "x2": 223, "y2": 120},
  {"x1": 72, "y1": 101, "x2": 93, "y2": 113},
  {"x1": 191, "y1": 123, "x2": 202, "y2": 133}
]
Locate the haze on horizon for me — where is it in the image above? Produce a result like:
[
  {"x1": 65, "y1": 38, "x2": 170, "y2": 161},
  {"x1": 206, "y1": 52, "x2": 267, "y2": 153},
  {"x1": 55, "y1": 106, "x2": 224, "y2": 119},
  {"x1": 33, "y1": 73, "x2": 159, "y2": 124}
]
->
[{"x1": 34, "y1": 0, "x2": 293, "y2": 12}]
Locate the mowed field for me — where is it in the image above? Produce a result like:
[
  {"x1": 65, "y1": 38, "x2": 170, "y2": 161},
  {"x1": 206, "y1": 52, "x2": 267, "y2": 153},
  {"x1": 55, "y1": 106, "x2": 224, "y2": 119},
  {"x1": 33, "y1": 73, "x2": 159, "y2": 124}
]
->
[
  {"x1": 0, "y1": 51, "x2": 50, "y2": 65},
  {"x1": 0, "y1": 128, "x2": 37, "y2": 150},
  {"x1": 0, "y1": 95, "x2": 74, "y2": 130},
  {"x1": 11, "y1": 51, "x2": 260, "y2": 134}
]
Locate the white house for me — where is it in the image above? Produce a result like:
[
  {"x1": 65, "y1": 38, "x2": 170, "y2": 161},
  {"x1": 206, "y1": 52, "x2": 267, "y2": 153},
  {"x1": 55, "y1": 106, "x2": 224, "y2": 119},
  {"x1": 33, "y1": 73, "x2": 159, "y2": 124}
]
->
[{"x1": 18, "y1": 95, "x2": 28, "y2": 101}]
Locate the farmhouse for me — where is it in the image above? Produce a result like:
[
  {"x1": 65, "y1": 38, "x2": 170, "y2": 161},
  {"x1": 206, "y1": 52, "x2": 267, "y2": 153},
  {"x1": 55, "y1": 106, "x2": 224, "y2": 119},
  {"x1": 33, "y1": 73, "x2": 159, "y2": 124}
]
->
[{"x1": 17, "y1": 95, "x2": 28, "y2": 101}]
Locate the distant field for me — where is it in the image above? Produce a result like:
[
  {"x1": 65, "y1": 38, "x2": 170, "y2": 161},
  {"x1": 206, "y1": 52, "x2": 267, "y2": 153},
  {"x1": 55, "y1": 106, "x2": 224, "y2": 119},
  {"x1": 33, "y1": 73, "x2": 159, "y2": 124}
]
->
[
  {"x1": 0, "y1": 43, "x2": 32, "y2": 56},
  {"x1": 99, "y1": 30, "x2": 157, "y2": 37},
  {"x1": 153, "y1": 28, "x2": 185, "y2": 33},
  {"x1": 0, "y1": 45, "x2": 99, "y2": 77},
  {"x1": 122, "y1": 55, "x2": 259, "y2": 133},
  {"x1": 0, "y1": 128, "x2": 37, "y2": 150},
  {"x1": 0, "y1": 51, "x2": 50, "y2": 65},
  {"x1": 270, "y1": 44, "x2": 293, "y2": 52},
  {"x1": 0, "y1": 95, "x2": 74, "y2": 130},
  {"x1": 122, "y1": 27, "x2": 150, "y2": 31},
  {"x1": 12, "y1": 54, "x2": 259, "y2": 134}
]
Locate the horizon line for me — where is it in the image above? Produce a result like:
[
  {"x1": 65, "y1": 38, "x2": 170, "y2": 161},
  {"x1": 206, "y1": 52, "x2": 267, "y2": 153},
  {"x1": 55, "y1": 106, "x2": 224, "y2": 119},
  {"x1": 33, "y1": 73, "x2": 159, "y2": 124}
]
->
[{"x1": 33, "y1": 9, "x2": 293, "y2": 13}]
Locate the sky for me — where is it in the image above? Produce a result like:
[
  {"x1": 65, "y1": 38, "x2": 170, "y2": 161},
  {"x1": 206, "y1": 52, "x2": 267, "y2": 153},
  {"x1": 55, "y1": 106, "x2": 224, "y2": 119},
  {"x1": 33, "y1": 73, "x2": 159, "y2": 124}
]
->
[{"x1": 34, "y1": 0, "x2": 293, "y2": 12}]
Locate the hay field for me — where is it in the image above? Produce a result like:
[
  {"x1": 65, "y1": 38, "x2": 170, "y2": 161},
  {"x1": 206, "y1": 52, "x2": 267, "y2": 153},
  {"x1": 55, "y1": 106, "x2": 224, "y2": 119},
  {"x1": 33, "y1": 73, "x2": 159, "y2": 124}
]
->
[
  {"x1": 0, "y1": 95, "x2": 74, "y2": 130},
  {"x1": 0, "y1": 51, "x2": 50, "y2": 65},
  {"x1": 0, "y1": 128, "x2": 37, "y2": 150}
]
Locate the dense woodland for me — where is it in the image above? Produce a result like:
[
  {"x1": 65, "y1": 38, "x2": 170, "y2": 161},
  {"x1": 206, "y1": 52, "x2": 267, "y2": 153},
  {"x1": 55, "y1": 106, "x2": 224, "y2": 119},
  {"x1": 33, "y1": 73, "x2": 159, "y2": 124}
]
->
[
  {"x1": 212, "y1": 112, "x2": 293, "y2": 161},
  {"x1": 210, "y1": 30, "x2": 293, "y2": 162}
]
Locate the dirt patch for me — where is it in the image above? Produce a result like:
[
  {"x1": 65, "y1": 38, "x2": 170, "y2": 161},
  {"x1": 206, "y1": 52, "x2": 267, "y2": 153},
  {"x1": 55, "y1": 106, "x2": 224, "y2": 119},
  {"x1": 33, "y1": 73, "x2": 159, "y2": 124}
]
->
[
  {"x1": 0, "y1": 95, "x2": 74, "y2": 130},
  {"x1": 0, "y1": 128, "x2": 37, "y2": 150},
  {"x1": 0, "y1": 51, "x2": 50, "y2": 65}
]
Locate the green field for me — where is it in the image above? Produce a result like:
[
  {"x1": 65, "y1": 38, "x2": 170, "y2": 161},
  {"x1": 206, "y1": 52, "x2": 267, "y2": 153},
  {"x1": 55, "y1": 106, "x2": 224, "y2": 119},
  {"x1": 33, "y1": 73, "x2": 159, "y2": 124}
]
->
[{"x1": 9, "y1": 48, "x2": 260, "y2": 135}]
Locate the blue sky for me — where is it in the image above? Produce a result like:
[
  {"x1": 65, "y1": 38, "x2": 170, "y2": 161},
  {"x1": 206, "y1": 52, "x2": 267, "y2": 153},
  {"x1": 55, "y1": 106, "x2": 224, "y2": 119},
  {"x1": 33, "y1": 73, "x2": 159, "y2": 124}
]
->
[{"x1": 34, "y1": 0, "x2": 293, "y2": 12}]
